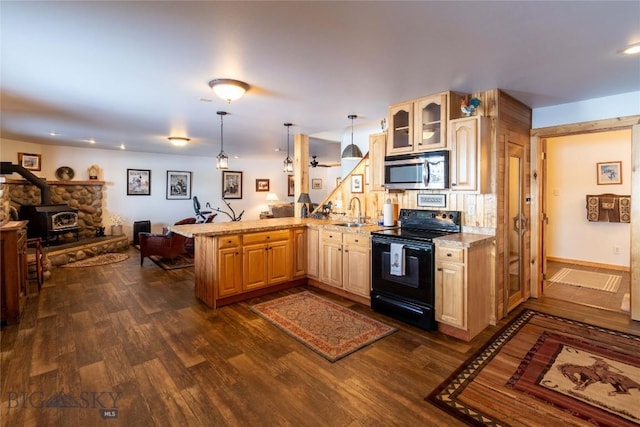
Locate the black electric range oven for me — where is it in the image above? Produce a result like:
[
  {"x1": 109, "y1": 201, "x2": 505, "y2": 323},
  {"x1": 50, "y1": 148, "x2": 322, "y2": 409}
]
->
[{"x1": 370, "y1": 209, "x2": 461, "y2": 330}]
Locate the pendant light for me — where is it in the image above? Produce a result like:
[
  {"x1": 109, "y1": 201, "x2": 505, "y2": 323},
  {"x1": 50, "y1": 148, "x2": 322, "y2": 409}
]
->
[
  {"x1": 341, "y1": 114, "x2": 363, "y2": 159},
  {"x1": 216, "y1": 111, "x2": 229, "y2": 170},
  {"x1": 283, "y1": 123, "x2": 294, "y2": 173}
]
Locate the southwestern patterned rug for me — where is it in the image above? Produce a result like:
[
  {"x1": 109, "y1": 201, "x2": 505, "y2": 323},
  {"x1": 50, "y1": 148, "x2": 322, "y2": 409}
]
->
[
  {"x1": 250, "y1": 291, "x2": 397, "y2": 362},
  {"x1": 427, "y1": 309, "x2": 640, "y2": 426}
]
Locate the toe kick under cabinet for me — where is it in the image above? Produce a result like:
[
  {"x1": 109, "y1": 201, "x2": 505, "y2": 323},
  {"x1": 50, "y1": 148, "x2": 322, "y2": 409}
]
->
[{"x1": 434, "y1": 237, "x2": 493, "y2": 341}]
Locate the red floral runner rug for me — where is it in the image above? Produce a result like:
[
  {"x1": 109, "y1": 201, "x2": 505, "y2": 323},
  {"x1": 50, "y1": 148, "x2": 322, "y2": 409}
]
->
[
  {"x1": 427, "y1": 309, "x2": 640, "y2": 426},
  {"x1": 250, "y1": 291, "x2": 396, "y2": 362}
]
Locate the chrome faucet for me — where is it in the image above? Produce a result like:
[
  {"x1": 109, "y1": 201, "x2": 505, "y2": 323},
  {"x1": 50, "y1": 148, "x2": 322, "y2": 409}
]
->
[{"x1": 349, "y1": 196, "x2": 363, "y2": 224}]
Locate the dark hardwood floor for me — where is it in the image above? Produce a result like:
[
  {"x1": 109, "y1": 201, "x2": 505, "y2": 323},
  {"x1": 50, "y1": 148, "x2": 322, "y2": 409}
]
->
[{"x1": 2, "y1": 247, "x2": 639, "y2": 426}]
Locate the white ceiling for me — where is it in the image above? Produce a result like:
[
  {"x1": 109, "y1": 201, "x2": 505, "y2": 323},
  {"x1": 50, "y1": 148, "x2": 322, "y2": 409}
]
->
[{"x1": 2, "y1": 1, "x2": 639, "y2": 160}]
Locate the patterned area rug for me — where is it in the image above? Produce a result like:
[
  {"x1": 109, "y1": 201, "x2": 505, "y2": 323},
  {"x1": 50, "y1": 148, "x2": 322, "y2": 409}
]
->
[
  {"x1": 427, "y1": 310, "x2": 640, "y2": 426},
  {"x1": 548, "y1": 268, "x2": 622, "y2": 292},
  {"x1": 250, "y1": 291, "x2": 397, "y2": 362},
  {"x1": 60, "y1": 252, "x2": 129, "y2": 267}
]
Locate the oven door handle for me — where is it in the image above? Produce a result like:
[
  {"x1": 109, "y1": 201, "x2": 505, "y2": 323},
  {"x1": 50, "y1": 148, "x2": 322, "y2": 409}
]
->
[{"x1": 372, "y1": 240, "x2": 432, "y2": 253}]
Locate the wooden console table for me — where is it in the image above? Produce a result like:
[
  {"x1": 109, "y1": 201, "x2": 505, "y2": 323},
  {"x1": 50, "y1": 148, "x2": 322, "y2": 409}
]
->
[{"x1": 1, "y1": 221, "x2": 28, "y2": 325}]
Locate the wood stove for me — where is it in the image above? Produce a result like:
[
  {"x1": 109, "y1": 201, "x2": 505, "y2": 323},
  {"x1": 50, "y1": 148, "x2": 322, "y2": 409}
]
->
[{"x1": 20, "y1": 204, "x2": 79, "y2": 245}]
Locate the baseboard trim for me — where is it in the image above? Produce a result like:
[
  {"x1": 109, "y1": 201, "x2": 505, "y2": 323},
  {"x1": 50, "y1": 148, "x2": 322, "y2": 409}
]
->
[{"x1": 546, "y1": 256, "x2": 630, "y2": 272}]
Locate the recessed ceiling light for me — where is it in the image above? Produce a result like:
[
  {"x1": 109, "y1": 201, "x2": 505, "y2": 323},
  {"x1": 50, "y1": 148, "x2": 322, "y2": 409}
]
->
[
  {"x1": 82, "y1": 138, "x2": 96, "y2": 144},
  {"x1": 275, "y1": 148, "x2": 282, "y2": 152},
  {"x1": 168, "y1": 136, "x2": 190, "y2": 147},
  {"x1": 49, "y1": 131, "x2": 59, "y2": 136},
  {"x1": 120, "y1": 144, "x2": 126, "y2": 150},
  {"x1": 620, "y1": 42, "x2": 640, "y2": 55}
]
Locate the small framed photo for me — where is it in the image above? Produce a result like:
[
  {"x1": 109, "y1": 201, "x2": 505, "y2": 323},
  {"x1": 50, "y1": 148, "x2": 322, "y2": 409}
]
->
[
  {"x1": 351, "y1": 174, "x2": 363, "y2": 193},
  {"x1": 127, "y1": 169, "x2": 151, "y2": 196},
  {"x1": 597, "y1": 161, "x2": 622, "y2": 185},
  {"x1": 287, "y1": 175, "x2": 295, "y2": 196},
  {"x1": 417, "y1": 193, "x2": 446, "y2": 208},
  {"x1": 222, "y1": 170, "x2": 243, "y2": 199},
  {"x1": 312, "y1": 178, "x2": 322, "y2": 190},
  {"x1": 255, "y1": 179, "x2": 270, "y2": 192},
  {"x1": 18, "y1": 152, "x2": 42, "y2": 171},
  {"x1": 166, "y1": 170, "x2": 192, "y2": 200}
]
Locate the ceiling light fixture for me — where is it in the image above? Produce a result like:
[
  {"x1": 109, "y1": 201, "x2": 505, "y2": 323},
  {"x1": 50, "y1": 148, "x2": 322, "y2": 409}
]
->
[
  {"x1": 208, "y1": 79, "x2": 250, "y2": 103},
  {"x1": 216, "y1": 111, "x2": 229, "y2": 170},
  {"x1": 168, "y1": 136, "x2": 190, "y2": 147},
  {"x1": 620, "y1": 42, "x2": 640, "y2": 55},
  {"x1": 283, "y1": 123, "x2": 294, "y2": 173},
  {"x1": 341, "y1": 114, "x2": 363, "y2": 160}
]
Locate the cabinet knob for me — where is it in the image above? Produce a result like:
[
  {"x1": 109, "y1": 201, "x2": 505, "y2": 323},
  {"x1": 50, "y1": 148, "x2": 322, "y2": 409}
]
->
[
  {"x1": 437, "y1": 268, "x2": 443, "y2": 271},
  {"x1": 447, "y1": 253, "x2": 452, "y2": 257},
  {"x1": 451, "y1": 182, "x2": 457, "y2": 186}
]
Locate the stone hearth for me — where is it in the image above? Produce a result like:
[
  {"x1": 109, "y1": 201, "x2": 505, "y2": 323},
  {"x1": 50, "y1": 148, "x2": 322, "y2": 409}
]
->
[{"x1": 32, "y1": 235, "x2": 130, "y2": 281}]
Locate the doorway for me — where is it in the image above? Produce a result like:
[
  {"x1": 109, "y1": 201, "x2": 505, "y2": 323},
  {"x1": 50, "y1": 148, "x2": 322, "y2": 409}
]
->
[
  {"x1": 531, "y1": 117, "x2": 639, "y2": 319},
  {"x1": 540, "y1": 130, "x2": 631, "y2": 312}
]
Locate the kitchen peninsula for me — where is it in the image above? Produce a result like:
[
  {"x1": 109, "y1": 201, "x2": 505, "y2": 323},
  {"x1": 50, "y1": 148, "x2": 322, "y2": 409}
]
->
[{"x1": 169, "y1": 217, "x2": 387, "y2": 309}]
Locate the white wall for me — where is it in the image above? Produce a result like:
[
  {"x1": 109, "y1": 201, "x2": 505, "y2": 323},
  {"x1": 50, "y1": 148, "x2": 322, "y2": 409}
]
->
[
  {"x1": 1, "y1": 138, "x2": 295, "y2": 236},
  {"x1": 546, "y1": 130, "x2": 631, "y2": 267},
  {"x1": 533, "y1": 91, "x2": 640, "y2": 128}
]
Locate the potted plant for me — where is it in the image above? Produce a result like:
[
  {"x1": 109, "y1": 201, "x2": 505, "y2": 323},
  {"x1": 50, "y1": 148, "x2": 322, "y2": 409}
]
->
[{"x1": 110, "y1": 214, "x2": 124, "y2": 236}]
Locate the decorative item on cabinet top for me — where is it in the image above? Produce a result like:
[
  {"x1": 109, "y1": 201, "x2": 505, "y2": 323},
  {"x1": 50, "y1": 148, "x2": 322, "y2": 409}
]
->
[
  {"x1": 586, "y1": 194, "x2": 630, "y2": 223},
  {"x1": 460, "y1": 96, "x2": 481, "y2": 117}
]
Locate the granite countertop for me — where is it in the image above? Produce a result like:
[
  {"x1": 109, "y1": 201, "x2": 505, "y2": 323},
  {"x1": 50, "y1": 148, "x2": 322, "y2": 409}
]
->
[
  {"x1": 168, "y1": 218, "x2": 494, "y2": 246},
  {"x1": 168, "y1": 218, "x2": 392, "y2": 238},
  {"x1": 433, "y1": 232, "x2": 495, "y2": 248}
]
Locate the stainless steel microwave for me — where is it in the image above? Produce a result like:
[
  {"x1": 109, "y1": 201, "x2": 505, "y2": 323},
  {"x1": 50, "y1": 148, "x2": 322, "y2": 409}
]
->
[{"x1": 384, "y1": 151, "x2": 449, "y2": 190}]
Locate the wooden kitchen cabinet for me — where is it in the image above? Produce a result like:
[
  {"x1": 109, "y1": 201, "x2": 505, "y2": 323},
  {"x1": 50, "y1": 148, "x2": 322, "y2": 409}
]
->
[
  {"x1": 306, "y1": 227, "x2": 319, "y2": 279},
  {"x1": 387, "y1": 92, "x2": 464, "y2": 156},
  {"x1": 319, "y1": 229, "x2": 343, "y2": 287},
  {"x1": 1, "y1": 221, "x2": 28, "y2": 325},
  {"x1": 342, "y1": 233, "x2": 370, "y2": 298},
  {"x1": 319, "y1": 229, "x2": 371, "y2": 299},
  {"x1": 387, "y1": 102, "x2": 413, "y2": 155},
  {"x1": 243, "y1": 229, "x2": 291, "y2": 291},
  {"x1": 435, "y1": 240, "x2": 492, "y2": 341},
  {"x1": 216, "y1": 235, "x2": 243, "y2": 298},
  {"x1": 449, "y1": 116, "x2": 491, "y2": 193},
  {"x1": 369, "y1": 132, "x2": 387, "y2": 192},
  {"x1": 292, "y1": 228, "x2": 306, "y2": 278}
]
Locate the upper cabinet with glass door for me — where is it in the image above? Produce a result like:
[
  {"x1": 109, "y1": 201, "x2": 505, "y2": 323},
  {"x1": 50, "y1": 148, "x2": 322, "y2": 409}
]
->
[{"x1": 387, "y1": 91, "x2": 465, "y2": 156}]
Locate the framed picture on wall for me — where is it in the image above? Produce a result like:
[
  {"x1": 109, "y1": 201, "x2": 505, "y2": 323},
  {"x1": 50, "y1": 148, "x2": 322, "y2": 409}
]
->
[
  {"x1": 596, "y1": 161, "x2": 622, "y2": 185},
  {"x1": 312, "y1": 178, "x2": 322, "y2": 190},
  {"x1": 18, "y1": 152, "x2": 42, "y2": 171},
  {"x1": 351, "y1": 174, "x2": 363, "y2": 193},
  {"x1": 166, "y1": 170, "x2": 192, "y2": 200},
  {"x1": 287, "y1": 175, "x2": 295, "y2": 196},
  {"x1": 255, "y1": 179, "x2": 270, "y2": 192},
  {"x1": 222, "y1": 170, "x2": 243, "y2": 199},
  {"x1": 127, "y1": 169, "x2": 151, "y2": 195}
]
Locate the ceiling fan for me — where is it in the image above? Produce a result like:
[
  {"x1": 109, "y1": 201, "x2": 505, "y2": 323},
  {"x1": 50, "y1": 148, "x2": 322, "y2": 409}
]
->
[{"x1": 310, "y1": 155, "x2": 340, "y2": 168}]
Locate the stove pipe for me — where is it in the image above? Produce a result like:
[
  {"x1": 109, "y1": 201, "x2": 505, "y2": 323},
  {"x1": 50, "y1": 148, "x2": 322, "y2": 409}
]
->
[{"x1": 0, "y1": 162, "x2": 52, "y2": 205}]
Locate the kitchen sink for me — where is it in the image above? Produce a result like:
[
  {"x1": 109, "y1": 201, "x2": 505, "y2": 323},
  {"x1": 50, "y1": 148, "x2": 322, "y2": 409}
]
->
[{"x1": 335, "y1": 222, "x2": 367, "y2": 227}]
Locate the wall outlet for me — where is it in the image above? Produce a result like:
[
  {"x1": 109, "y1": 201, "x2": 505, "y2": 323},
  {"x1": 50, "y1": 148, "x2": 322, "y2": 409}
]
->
[
  {"x1": 614, "y1": 246, "x2": 621, "y2": 254},
  {"x1": 467, "y1": 204, "x2": 476, "y2": 216}
]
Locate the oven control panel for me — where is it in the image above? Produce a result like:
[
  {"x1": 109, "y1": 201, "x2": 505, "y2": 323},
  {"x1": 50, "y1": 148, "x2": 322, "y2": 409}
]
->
[{"x1": 399, "y1": 209, "x2": 461, "y2": 233}]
